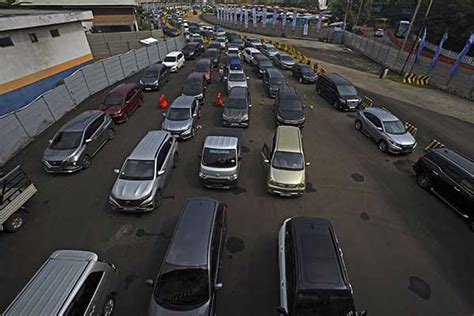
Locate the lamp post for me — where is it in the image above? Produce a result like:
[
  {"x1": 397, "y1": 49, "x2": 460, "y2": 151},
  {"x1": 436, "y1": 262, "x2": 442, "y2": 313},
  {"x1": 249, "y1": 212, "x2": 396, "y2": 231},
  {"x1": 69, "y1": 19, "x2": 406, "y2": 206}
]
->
[{"x1": 393, "y1": 0, "x2": 422, "y2": 69}]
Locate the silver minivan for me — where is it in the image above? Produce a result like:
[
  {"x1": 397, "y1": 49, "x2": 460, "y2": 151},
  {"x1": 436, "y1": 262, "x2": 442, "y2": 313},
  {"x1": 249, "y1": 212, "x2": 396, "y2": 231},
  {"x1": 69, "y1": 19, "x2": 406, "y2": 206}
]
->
[
  {"x1": 109, "y1": 130, "x2": 178, "y2": 211},
  {"x1": 161, "y1": 95, "x2": 200, "y2": 140},
  {"x1": 3, "y1": 250, "x2": 119, "y2": 316},
  {"x1": 225, "y1": 69, "x2": 249, "y2": 93}
]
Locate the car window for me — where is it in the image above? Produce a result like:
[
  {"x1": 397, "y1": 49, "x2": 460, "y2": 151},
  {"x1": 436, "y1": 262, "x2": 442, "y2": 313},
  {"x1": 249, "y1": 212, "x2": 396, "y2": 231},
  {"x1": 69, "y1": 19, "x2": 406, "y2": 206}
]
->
[
  {"x1": 285, "y1": 226, "x2": 295, "y2": 311},
  {"x1": 65, "y1": 272, "x2": 103, "y2": 316},
  {"x1": 119, "y1": 159, "x2": 155, "y2": 181},
  {"x1": 272, "y1": 151, "x2": 304, "y2": 171},
  {"x1": 157, "y1": 140, "x2": 172, "y2": 171},
  {"x1": 211, "y1": 218, "x2": 222, "y2": 282},
  {"x1": 85, "y1": 116, "x2": 104, "y2": 140},
  {"x1": 50, "y1": 131, "x2": 83, "y2": 150},
  {"x1": 178, "y1": 53, "x2": 183, "y2": 60},
  {"x1": 365, "y1": 113, "x2": 381, "y2": 128},
  {"x1": 126, "y1": 89, "x2": 135, "y2": 101}
]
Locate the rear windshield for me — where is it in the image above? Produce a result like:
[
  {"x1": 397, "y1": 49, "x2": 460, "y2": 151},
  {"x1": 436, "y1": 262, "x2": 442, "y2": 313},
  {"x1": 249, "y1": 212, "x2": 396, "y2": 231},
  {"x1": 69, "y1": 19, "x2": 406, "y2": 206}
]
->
[
  {"x1": 280, "y1": 55, "x2": 293, "y2": 61},
  {"x1": 164, "y1": 56, "x2": 176, "y2": 63},
  {"x1": 295, "y1": 293, "x2": 354, "y2": 315},
  {"x1": 272, "y1": 151, "x2": 304, "y2": 171},
  {"x1": 103, "y1": 94, "x2": 123, "y2": 107},
  {"x1": 229, "y1": 73, "x2": 246, "y2": 81},
  {"x1": 205, "y1": 50, "x2": 218, "y2": 57},
  {"x1": 202, "y1": 148, "x2": 237, "y2": 168},
  {"x1": 183, "y1": 78, "x2": 202, "y2": 95},
  {"x1": 50, "y1": 131, "x2": 82, "y2": 150},
  {"x1": 259, "y1": 60, "x2": 273, "y2": 68},
  {"x1": 195, "y1": 62, "x2": 209, "y2": 72},
  {"x1": 119, "y1": 159, "x2": 155, "y2": 181}
]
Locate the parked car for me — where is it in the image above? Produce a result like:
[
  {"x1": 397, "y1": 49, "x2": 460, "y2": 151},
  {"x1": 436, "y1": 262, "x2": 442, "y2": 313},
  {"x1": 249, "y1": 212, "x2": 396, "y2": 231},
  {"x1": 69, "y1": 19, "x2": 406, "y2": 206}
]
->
[
  {"x1": 275, "y1": 85, "x2": 305, "y2": 128},
  {"x1": 182, "y1": 42, "x2": 203, "y2": 60},
  {"x1": 208, "y1": 41, "x2": 222, "y2": 51},
  {"x1": 291, "y1": 63, "x2": 318, "y2": 83},
  {"x1": 203, "y1": 47, "x2": 221, "y2": 68},
  {"x1": 263, "y1": 68, "x2": 286, "y2": 98},
  {"x1": 163, "y1": 27, "x2": 179, "y2": 37},
  {"x1": 226, "y1": 46, "x2": 241, "y2": 58},
  {"x1": 215, "y1": 36, "x2": 227, "y2": 49},
  {"x1": 261, "y1": 43, "x2": 279, "y2": 58},
  {"x1": 139, "y1": 64, "x2": 170, "y2": 91},
  {"x1": 253, "y1": 54, "x2": 273, "y2": 78},
  {"x1": 242, "y1": 47, "x2": 261, "y2": 65},
  {"x1": 260, "y1": 126, "x2": 309, "y2": 196},
  {"x1": 315, "y1": 73, "x2": 361, "y2": 111},
  {"x1": 146, "y1": 197, "x2": 227, "y2": 315},
  {"x1": 199, "y1": 129, "x2": 242, "y2": 188},
  {"x1": 100, "y1": 83, "x2": 143, "y2": 123},
  {"x1": 190, "y1": 33, "x2": 202, "y2": 42},
  {"x1": 183, "y1": 72, "x2": 206, "y2": 104},
  {"x1": 226, "y1": 57, "x2": 242, "y2": 72},
  {"x1": 277, "y1": 217, "x2": 367, "y2": 316},
  {"x1": 273, "y1": 52, "x2": 296, "y2": 70},
  {"x1": 222, "y1": 87, "x2": 251, "y2": 127},
  {"x1": 161, "y1": 95, "x2": 200, "y2": 139},
  {"x1": 194, "y1": 58, "x2": 214, "y2": 83},
  {"x1": 42, "y1": 111, "x2": 114, "y2": 173},
  {"x1": 413, "y1": 148, "x2": 474, "y2": 231},
  {"x1": 109, "y1": 130, "x2": 178, "y2": 211},
  {"x1": 228, "y1": 37, "x2": 245, "y2": 49},
  {"x1": 375, "y1": 28, "x2": 385, "y2": 37},
  {"x1": 355, "y1": 107, "x2": 417, "y2": 153},
  {"x1": 245, "y1": 37, "x2": 262, "y2": 49},
  {"x1": 225, "y1": 69, "x2": 248, "y2": 94},
  {"x1": 163, "y1": 51, "x2": 185, "y2": 72},
  {"x1": 3, "y1": 250, "x2": 119, "y2": 316}
]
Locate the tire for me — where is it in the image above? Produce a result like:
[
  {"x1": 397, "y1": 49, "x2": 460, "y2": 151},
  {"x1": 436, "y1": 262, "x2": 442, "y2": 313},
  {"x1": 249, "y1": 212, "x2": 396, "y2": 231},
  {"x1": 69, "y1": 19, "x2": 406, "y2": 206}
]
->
[
  {"x1": 4, "y1": 213, "x2": 24, "y2": 232},
  {"x1": 378, "y1": 140, "x2": 388, "y2": 153},
  {"x1": 354, "y1": 120, "x2": 362, "y2": 131},
  {"x1": 123, "y1": 113, "x2": 129, "y2": 123},
  {"x1": 298, "y1": 77, "x2": 303, "y2": 83},
  {"x1": 102, "y1": 295, "x2": 115, "y2": 316},
  {"x1": 333, "y1": 100, "x2": 340, "y2": 110},
  {"x1": 107, "y1": 128, "x2": 115, "y2": 140},
  {"x1": 81, "y1": 155, "x2": 92, "y2": 169},
  {"x1": 154, "y1": 190, "x2": 162, "y2": 209},
  {"x1": 173, "y1": 153, "x2": 179, "y2": 169},
  {"x1": 416, "y1": 172, "x2": 433, "y2": 190}
]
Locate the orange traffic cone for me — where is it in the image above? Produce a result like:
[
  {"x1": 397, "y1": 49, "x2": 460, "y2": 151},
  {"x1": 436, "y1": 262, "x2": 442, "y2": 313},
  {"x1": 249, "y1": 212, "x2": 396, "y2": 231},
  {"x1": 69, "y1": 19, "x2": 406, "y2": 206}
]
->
[
  {"x1": 216, "y1": 92, "x2": 224, "y2": 107},
  {"x1": 159, "y1": 94, "x2": 168, "y2": 109}
]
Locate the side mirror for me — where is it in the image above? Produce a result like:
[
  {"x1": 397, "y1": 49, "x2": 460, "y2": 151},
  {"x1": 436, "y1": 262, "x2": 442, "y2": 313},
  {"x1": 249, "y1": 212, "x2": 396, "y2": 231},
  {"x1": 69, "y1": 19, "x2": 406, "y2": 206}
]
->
[
  {"x1": 224, "y1": 76, "x2": 228, "y2": 80},
  {"x1": 114, "y1": 169, "x2": 120, "y2": 174},
  {"x1": 276, "y1": 306, "x2": 288, "y2": 316},
  {"x1": 157, "y1": 170, "x2": 165, "y2": 176},
  {"x1": 377, "y1": 126, "x2": 383, "y2": 131},
  {"x1": 192, "y1": 113, "x2": 197, "y2": 118},
  {"x1": 246, "y1": 76, "x2": 250, "y2": 80},
  {"x1": 48, "y1": 139, "x2": 53, "y2": 144},
  {"x1": 162, "y1": 112, "x2": 167, "y2": 117},
  {"x1": 198, "y1": 153, "x2": 202, "y2": 158},
  {"x1": 263, "y1": 159, "x2": 269, "y2": 163},
  {"x1": 145, "y1": 279, "x2": 154, "y2": 287},
  {"x1": 249, "y1": 104, "x2": 252, "y2": 108},
  {"x1": 85, "y1": 138, "x2": 92, "y2": 144},
  {"x1": 305, "y1": 162, "x2": 311, "y2": 166},
  {"x1": 214, "y1": 282, "x2": 223, "y2": 291}
]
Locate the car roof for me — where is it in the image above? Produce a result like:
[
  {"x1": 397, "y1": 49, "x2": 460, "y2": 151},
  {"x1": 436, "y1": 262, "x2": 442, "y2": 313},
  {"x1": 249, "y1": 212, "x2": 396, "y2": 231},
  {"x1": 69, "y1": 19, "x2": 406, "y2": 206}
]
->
[
  {"x1": 165, "y1": 197, "x2": 218, "y2": 267},
  {"x1": 145, "y1": 64, "x2": 165, "y2": 72},
  {"x1": 170, "y1": 95, "x2": 194, "y2": 109},
  {"x1": 277, "y1": 52, "x2": 291, "y2": 57},
  {"x1": 196, "y1": 58, "x2": 211, "y2": 66},
  {"x1": 107, "y1": 83, "x2": 136, "y2": 95},
  {"x1": 430, "y1": 148, "x2": 474, "y2": 177},
  {"x1": 365, "y1": 107, "x2": 399, "y2": 121},
  {"x1": 228, "y1": 86, "x2": 248, "y2": 98},
  {"x1": 61, "y1": 110, "x2": 102, "y2": 132},
  {"x1": 166, "y1": 51, "x2": 182, "y2": 57},
  {"x1": 267, "y1": 68, "x2": 284, "y2": 77},
  {"x1": 254, "y1": 54, "x2": 269, "y2": 61},
  {"x1": 185, "y1": 42, "x2": 199, "y2": 47},
  {"x1": 206, "y1": 47, "x2": 218, "y2": 52},
  {"x1": 278, "y1": 85, "x2": 299, "y2": 97},
  {"x1": 263, "y1": 44, "x2": 275, "y2": 48},
  {"x1": 128, "y1": 130, "x2": 168, "y2": 160},
  {"x1": 204, "y1": 135, "x2": 239, "y2": 149},
  {"x1": 288, "y1": 217, "x2": 351, "y2": 292},
  {"x1": 275, "y1": 126, "x2": 302, "y2": 153},
  {"x1": 246, "y1": 47, "x2": 260, "y2": 53},
  {"x1": 297, "y1": 63, "x2": 312, "y2": 69},
  {"x1": 323, "y1": 72, "x2": 353, "y2": 85},
  {"x1": 186, "y1": 72, "x2": 204, "y2": 82}
]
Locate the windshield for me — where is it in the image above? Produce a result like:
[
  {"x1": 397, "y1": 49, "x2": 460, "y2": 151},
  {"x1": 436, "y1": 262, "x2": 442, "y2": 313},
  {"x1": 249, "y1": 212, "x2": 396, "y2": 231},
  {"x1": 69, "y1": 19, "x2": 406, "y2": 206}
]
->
[
  {"x1": 280, "y1": 55, "x2": 293, "y2": 61},
  {"x1": 280, "y1": 100, "x2": 303, "y2": 111},
  {"x1": 383, "y1": 120, "x2": 406, "y2": 134},
  {"x1": 202, "y1": 148, "x2": 237, "y2": 168},
  {"x1": 270, "y1": 77, "x2": 285, "y2": 85},
  {"x1": 183, "y1": 45, "x2": 195, "y2": 51},
  {"x1": 195, "y1": 62, "x2": 209, "y2": 72},
  {"x1": 217, "y1": 38, "x2": 225, "y2": 42},
  {"x1": 267, "y1": 46, "x2": 277, "y2": 52},
  {"x1": 205, "y1": 50, "x2": 218, "y2": 57},
  {"x1": 260, "y1": 60, "x2": 273, "y2": 68},
  {"x1": 154, "y1": 268, "x2": 209, "y2": 309},
  {"x1": 337, "y1": 85, "x2": 357, "y2": 97},
  {"x1": 226, "y1": 97, "x2": 247, "y2": 109},
  {"x1": 143, "y1": 71, "x2": 159, "y2": 78},
  {"x1": 50, "y1": 131, "x2": 82, "y2": 150},
  {"x1": 103, "y1": 94, "x2": 123, "y2": 107},
  {"x1": 295, "y1": 293, "x2": 354, "y2": 316},
  {"x1": 229, "y1": 73, "x2": 246, "y2": 81},
  {"x1": 231, "y1": 38, "x2": 243, "y2": 43},
  {"x1": 119, "y1": 159, "x2": 155, "y2": 181},
  {"x1": 164, "y1": 56, "x2": 177, "y2": 63},
  {"x1": 272, "y1": 151, "x2": 304, "y2": 170},
  {"x1": 167, "y1": 107, "x2": 191, "y2": 120},
  {"x1": 301, "y1": 67, "x2": 314, "y2": 74},
  {"x1": 183, "y1": 79, "x2": 202, "y2": 95}
]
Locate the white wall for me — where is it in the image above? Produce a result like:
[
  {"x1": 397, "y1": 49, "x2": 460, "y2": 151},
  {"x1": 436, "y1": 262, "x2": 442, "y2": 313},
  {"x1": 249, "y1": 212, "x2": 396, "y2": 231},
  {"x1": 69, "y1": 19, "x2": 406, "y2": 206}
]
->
[{"x1": 0, "y1": 21, "x2": 92, "y2": 84}]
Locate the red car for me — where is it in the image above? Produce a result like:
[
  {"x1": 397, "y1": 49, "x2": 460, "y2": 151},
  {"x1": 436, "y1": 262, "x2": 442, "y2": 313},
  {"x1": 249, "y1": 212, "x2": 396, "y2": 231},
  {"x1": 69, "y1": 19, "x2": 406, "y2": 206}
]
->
[{"x1": 100, "y1": 83, "x2": 143, "y2": 123}]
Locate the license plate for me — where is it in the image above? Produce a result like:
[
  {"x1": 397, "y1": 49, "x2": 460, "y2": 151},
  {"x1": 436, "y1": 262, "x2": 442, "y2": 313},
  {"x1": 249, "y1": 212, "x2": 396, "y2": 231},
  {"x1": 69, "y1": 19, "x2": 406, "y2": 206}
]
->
[
  {"x1": 145, "y1": 88, "x2": 152, "y2": 91},
  {"x1": 280, "y1": 192, "x2": 292, "y2": 197},
  {"x1": 122, "y1": 207, "x2": 135, "y2": 211}
]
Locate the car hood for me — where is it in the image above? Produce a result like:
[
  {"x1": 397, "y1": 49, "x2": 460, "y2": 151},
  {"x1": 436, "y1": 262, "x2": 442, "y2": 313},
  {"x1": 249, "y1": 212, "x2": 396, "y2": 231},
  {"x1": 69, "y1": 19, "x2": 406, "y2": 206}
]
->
[
  {"x1": 387, "y1": 132, "x2": 416, "y2": 145},
  {"x1": 223, "y1": 107, "x2": 248, "y2": 119},
  {"x1": 111, "y1": 179, "x2": 154, "y2": 200},
  {"x1": 162, "y1": 118, "x2": 193, "y2": 132},
  {"x1": 228, "y1": 81, "x2": 247, "y2": 88},
  {"x1": 269, "y1": 83, "x2": 284, "y2": 91},
  {"x1": 281, "y1": 60, "x2": 295, "y2": 66},
  {"x1": 101, "y1": 105, "x2": 122, "y2": 114},
  {"x1": 163, "y1": 62, "x2": 176, "y2": 67},
  {"x1": 182, "y1": 48, "x2": 195, "y2": 54},
  {"x1": 278, "y1": 109, "x2": 304, "y2": 121},
  {"x1": 302, "y1": 72, "x2": 317, "y2": 79},
  {"x1": 270, "y1": 167, "x2": 305, "y2": 185},
  {"x1": 149, "y1": 300, "x2": 210, "y2": 316},
  {"x1": 43, "y1": 147, "x2": 79, "y2": 162}
]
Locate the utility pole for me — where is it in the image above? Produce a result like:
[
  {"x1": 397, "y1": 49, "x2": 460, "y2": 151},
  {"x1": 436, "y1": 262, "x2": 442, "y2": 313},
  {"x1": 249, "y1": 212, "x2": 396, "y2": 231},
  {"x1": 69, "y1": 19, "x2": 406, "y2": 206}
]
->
[
  {"x1": 343, "y1": 0, "x2": 352, "y2": 31},
  {"x1": 393, "y1": 0, "x2": 422, "y2": 69},
  {"x1": 354, "y1": 0, "x2": 364, "y2": 28}
]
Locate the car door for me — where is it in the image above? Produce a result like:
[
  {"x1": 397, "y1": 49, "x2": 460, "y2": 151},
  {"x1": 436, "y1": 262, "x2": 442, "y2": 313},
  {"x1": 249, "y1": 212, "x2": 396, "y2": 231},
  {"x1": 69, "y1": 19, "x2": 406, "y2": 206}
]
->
[
  {"x1": 365, "y1": 113, "x2": 383, "y2": 139},
  {"x1": 84, "y1": 115, "x2": 105, "y2": 156},
  {"x1": 210, "y1": 209, "x2": 225, "y2": 313},
  {"x1": 64, "y1": 271, "x2": 104, "y2": 316},
  {"x1": 157, "y1": 138, "x2": 173, "y2": 188}
]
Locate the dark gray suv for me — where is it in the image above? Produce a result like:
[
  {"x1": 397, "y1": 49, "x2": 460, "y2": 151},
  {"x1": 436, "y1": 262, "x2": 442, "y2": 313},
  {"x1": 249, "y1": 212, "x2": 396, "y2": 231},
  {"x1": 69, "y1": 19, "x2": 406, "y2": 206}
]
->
[
  {"x1": 147, "y1": 197, "x2": 227, "y2": 316},
  {"x1": 222, "y1": 87, "x2": 251, "y2": 127},
  {"x1": 275, "y1": 86, "x2": 305, "y2": 128}
]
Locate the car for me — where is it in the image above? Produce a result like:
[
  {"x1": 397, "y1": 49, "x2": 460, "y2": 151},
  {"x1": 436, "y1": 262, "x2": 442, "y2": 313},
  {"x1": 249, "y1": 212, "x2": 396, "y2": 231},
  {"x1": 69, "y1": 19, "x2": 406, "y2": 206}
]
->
[
  {"x1": 182, "y1": 42, "x2": 203, "y2": 60},
  {"x1": 203, "y1": 47, "x2": 221, "y2": 68},
  {"x1": 109, "y1": 130, "x2": 178, "y2": 211},
  {"x1": 244, "y1": 37, "x2": 262, "y2": 49},
  {"x1": 253, "y1": 54, "x2": 274, "y2": 78},
  {"x1": 315, "y1": 73, "x2": 361, "y2": 111},
  {"x1": 222, "y1": 87, "x2": 251, "y2": 127},
  {"x1": 261, "y1": 43, "x2": 279, "y2": 58},
  {"x1": 228, "y1": 37, "x2": 245, "y2": 49},
  {"x1": 202, "y1": 29, "x2": 214, "y2": 39},
  {"x1": 161, "y1": 95, "x2": 200, "y2": 140},
  {"x1": 194, "y1": 58, "x2": 214, "y2": 83},
  {"x1": 189, "y1": 33, "x2": 202, "y2": 42},
  {"x1": 100, "y1": 83, "x2": 143, "y2": 123},
  {"x1": 163, "y1": 51, "x2": 185, "y2": 72},
  {"x1": 355, "y1": 107, "x2": 417, "y2": 153},
  {"x1": 139, "y1": 64, "x2": 170, "y2": 91},
  {"x1": 375, "y1": 28, "x2": 385, "y2": 37},
  {"x1": 42, "y1": 111, "x2": 114, "y2": 173},
  {"x1": 226, "y1": 31, "x2": 239, "y2": 41},
  {"x1": 242, "y1": 47, "x2": 261, "y2": 65},
  {"x1": 146, "y1": 197, "x2": 227, "y2": 315},
  {"x1": 163, "y1": 27, "x2": 179, "y2": 37},
  {"x1": 215, "y1": 36, "x2": 227, "y2": 49},
  {"x1": 3, "y1": 250, "x2": 119, "y2": 316},
  {"x1": 273, "y1": 52, "x2": 295, "y2": 70},
  {"x1": 199, "y1": 129, "x2": 242, "y2": 188},
  {"x1": 275, "y1": 85, "x2": 305, "y2": 128},
  {"x1": 277, "y1": 217, "x2": 367, "y2": 316},
  {"x1": 260, "y1": 126, "x2": 308, "y2": 196},
  {"x1": 225, "y1": 69, "x2": 248, "y2": 94},
  {"x1": 263, "y1": 68, "x2": 286, "y2": 98},
  {"x1": 413, "y1": 148, "x2": 474, "y2": 231},
  {"x1": 183, "y1": 72, "x2": 206, "y2": 105},
  {"x1": 291, "y1": 63, "x2": 318, "y2": 84},
  {"x1": 208, "y1": 41, "x2": 222, "y2": 51}
]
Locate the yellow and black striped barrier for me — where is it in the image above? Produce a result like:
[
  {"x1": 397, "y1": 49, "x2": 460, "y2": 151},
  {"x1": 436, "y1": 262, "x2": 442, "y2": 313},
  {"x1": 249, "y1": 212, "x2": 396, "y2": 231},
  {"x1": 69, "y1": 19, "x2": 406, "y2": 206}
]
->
[
  {"x1": 416, "y1": 75, "x2": 430, "y2": 85},
  {"x1": 358, "y1": 96, "x2": 373, "y2": 110},
  {"x1": 403, "y1": 73, "x2": 417, "y2": 84},
  {"x1": 424, "y1": 139, "x2": 445, "y2": 152},
  {"x1": 403, "y1": 73, "x2": 431, "y2": 85},
  {"x1": 404, "y1": 122, "x2": 417, "y2": 136}
]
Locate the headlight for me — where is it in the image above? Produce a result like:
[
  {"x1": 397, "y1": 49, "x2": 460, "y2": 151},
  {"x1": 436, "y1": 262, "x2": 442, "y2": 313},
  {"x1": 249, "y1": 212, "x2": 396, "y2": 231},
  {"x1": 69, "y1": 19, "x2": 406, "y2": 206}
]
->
[
  {"x1": 268, "y1": 179, "x2": 277, "y2": 186},
  {"x1": 388, "y1": 139, "x2": 400, "y2": 147},
  {"x1": 68, "y1": 156, "x2": 79, "y2": 166},
  {"x1": 139, "y1": 79, "x2": 144, "y2": 84},
  {"x1": 181, "y1": 127, "x2": 192, "y2": 135},
  {"x1": 195, "y1": 93, "x2": 203, "y2": 99},
  {"x1": 139, "y1": 193, "x2": 153, "y2": 205},
  {"x1": 297, "y1": 182, "x2": 305, "y2": 188},
  {"x1": 189, "y1": 52, "x2": 194, "y2": 56},
  {"x1": 153, "y1": 79, "x2": 159, "y2": 84},
  {"x1": 229, "y1": 174, "x2": 238, "y2": 180},
  {"x1": 276, "y1": 114, "x2": 284, "y2": 121},
  {"x1": 222, "y1": 114, "x2": 230, "y2": 121},
  {"x1": 241, "y1": 114, "x2": 249, "y2": 121},
  {"x1": 199, "y1": 172, "x2": 207, "y2": 179}
]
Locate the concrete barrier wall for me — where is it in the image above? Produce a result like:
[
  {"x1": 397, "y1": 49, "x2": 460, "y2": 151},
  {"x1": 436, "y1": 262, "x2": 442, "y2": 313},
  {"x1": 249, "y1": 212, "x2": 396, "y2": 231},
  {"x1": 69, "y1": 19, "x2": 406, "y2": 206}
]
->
[{"x1": 0, "y1": 37, "x2": 184, "y2": 166}]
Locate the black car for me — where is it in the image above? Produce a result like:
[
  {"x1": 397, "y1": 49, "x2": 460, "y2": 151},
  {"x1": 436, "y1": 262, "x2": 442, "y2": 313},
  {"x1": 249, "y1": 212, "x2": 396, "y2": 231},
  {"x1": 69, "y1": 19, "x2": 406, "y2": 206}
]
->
[
  {"x1": 183, "y1": 72, "x2": 206, "y2": 105},
  {"x1": 147, "y1": 197, "x2": 227, "y2": 315},
  {"x1": 225, "y1": 32, "x2": 239, "y2": 41},
  {"x1": 194, "y1": 58, "x2": 213, "y2": 83},
  {"x1": 275, "y1": 85, "x2": 305, "y2": 128},
  {"x1": 263, "y1": 68, "x2": 286, "y2": 98},
  {"x1": 291, "y1": 63, "x2": 318, "y2": 84},
  {"x1": 244, "y1": 37, "x2": 262, "y2": 49},
  {"x1": 208, "y1": 41, "x2": 222, "y2": 51},
  {"x1": 277, "y1": 217, "x2": 367, "y2": 316},
  {"x1": 222, "y1": 87, "x2": 251, "y2": 127},
  {"x1": 228, "y1": 37, "x2": 245, "y2": 50},
  {"x1": 139, "y1": 64, "x2": 169, "y2": 91},
  {"x1": 253, "y1": 54, "x2": 273, "y2": 78},
  {"x1": 162, "y1": 27, "x2": 179, "y2": 37},
  {"x1": 182, "y1": 42, "x2": 203, "y2": 60},
  {"x1": 315, "y1": 73, "x2": 361, "y2": 111},
  {"x1": 413, "y1": 148, "x2": 474, "y2": 231},
  {"x1": 203, "y1": 48, "x2": 221, "y2": 68}
]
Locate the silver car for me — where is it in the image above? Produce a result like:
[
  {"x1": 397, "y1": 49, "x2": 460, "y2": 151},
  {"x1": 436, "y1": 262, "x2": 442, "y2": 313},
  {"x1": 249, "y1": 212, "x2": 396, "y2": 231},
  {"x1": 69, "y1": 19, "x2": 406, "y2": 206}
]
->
[
  {"x1": 225, "y1": 69, "x2": 249, "y2": 93},
  {"x1": 260, "y1": 43, "x2": 279, "y2": 58},
  {"x1": 42, "y1": 110, "x2": 114, "y2": 173},
  {"x1": 161, "y1": 95, "x2": 200, "y2": 140},
  {"x1": 109, "y1": 130, "x2": 178, "y2": 212},
  {"x1": 355, "y1": 107, "x2": 417, "y2": 153},
  {"x1": 272, "y1": 52, "x2": 295, "y2": 70}
]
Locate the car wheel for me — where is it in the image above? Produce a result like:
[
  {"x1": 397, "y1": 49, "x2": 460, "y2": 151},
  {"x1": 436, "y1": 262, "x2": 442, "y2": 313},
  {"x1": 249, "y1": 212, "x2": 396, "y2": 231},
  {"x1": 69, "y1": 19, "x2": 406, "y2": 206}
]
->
[
  {"x1": 81, "y1": 155, "x2": 92, "y2": 169},
  {"x1": 107, "y1": 128, "x2": 115, "y2": 140},
  {"x1": 173, "y1": 153, "x2": 179, "y2": 168},
  {"x1": 4, "y1": 213, "x2": 24, "y2": 232},
  {"x1": 123, "y1": 113, "x2": 129, "y2": 122},
  {"x1": 333, "y1": 100, "x2": 340, "y2": 110},
  {"x1": 416, "y1": 172, "x2": 433, "y2": 190},
  {"x1": 378, "y1": 140, "x2": 388, "y2": 153},
  {"x1": 154, "y1": 190, "x2": 162, "y2": 209},
  {"x1": 298, "y1": 77, "x2": 303, "y2": 83},
  {"x1": 102, "y1": 295, "x2": 115, "y2": 316},
  {"x1": 354, "y1": 120, "x2": 362, "y2": 131}
]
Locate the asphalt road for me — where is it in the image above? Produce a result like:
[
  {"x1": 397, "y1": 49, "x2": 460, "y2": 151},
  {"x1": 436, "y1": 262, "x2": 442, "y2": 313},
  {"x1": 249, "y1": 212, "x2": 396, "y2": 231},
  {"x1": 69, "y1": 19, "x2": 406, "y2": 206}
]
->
[{"x1": 1, "y1": 50, "x2": 474, "y2": 316}]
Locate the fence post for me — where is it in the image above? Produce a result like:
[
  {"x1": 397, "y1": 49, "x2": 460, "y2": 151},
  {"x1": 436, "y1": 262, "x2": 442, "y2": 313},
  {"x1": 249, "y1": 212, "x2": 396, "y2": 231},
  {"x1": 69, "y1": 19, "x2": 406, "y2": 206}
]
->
[
  {"x1": 13, "y1": 112, "x2": 32, "y2": 140},
  {"x1": 80, "y1": 69, "x2": 91, "y2": 95},
  {"x1": 42, "y1": 95, "x2": 60, "y2": 121},
  {"x1": 101, "y1": 61, "x2": 111, "y2": 86}
]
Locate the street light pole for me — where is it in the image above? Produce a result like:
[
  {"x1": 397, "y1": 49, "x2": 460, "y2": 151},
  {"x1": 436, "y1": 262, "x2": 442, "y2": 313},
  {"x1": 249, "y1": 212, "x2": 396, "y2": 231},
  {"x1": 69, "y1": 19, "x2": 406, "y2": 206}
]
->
[
  {"x1": 354, "y1": 0, "x2": 364, "y2": 28},
  {"x1": 394, "y1": 0, "x2": 422, "y2": 70},
  {"x1": 343, "y1": 0, "x2": 352, "y2": 31}
]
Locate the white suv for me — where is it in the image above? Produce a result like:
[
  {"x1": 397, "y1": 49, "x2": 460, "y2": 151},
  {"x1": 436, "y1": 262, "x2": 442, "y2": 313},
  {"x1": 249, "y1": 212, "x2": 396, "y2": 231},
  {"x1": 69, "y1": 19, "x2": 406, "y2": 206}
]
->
[
  {"x1": 163, "y1": 51, "x2": 185, "y2": 72},
  {"x1": 242, "y1": 47, "x2": 261, "y2": 65}
]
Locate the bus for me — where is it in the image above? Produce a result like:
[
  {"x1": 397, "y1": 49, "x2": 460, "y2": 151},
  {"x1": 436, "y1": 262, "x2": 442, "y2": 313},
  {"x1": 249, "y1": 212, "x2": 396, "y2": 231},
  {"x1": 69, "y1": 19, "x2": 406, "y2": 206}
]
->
[{"x1": 395, "y1": 20, "x2": 410, "y2": 38}]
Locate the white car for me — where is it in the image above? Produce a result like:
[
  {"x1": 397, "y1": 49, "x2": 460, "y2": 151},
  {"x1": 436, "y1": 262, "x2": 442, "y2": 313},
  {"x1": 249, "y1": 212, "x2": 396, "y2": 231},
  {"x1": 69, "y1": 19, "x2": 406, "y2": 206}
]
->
[
  {"x1": 225, "y1": 69, "x2": 249, "y2": 93},
  {"x1": 163, "y1": 51, "x2": 185, "y2": 72},
  {"x1": 226, "y1": 47, "x2": 241, "y2": 57},
  {"x1": 375, "y1": 28, "x2": 385, "y2": 37},
  {"x1": 242, "y1": 47, "x2": 261, "y2": 65},
  {"x1": 216, "y1": 36, "x2": 227, "y2": 49}
]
